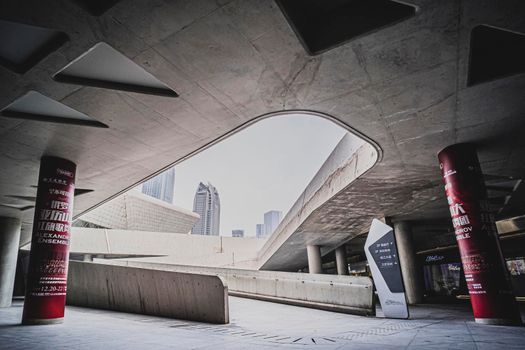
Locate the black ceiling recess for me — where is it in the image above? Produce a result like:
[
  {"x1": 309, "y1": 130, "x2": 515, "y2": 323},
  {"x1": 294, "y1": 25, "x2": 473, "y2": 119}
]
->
[
  {"x1": 468, "y1": 25, "x2": 525, "y2": 86},
  {"x1": 0, "y1": 20, "x2": 68, "y2": 74},
  {"x1": 72, "y1": 0, "x2": 121, "y2": 16},
  {"x1": 275, "y1": 0, "x2": 416, "y2": 55}
]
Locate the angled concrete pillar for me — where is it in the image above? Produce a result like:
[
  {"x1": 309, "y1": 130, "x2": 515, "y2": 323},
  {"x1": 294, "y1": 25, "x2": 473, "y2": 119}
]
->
[
  {"x1": 335, "y1": 246, "x2": 349, "y2": 275},
  {"x1": 0, "y1": 217, "x2": 21, "y2": 307},
  {"x1": 393, "y1": 221, "x2": 423, "y2": 304},
  {"x1": 307, "y1": 244, "x2": 322, "y2": 274}
]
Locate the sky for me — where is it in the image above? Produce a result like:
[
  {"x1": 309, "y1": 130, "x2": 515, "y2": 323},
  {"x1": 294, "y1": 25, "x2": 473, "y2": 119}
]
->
[{"x1": 172, "y1": 114, "x2": 348, "y2": 237}]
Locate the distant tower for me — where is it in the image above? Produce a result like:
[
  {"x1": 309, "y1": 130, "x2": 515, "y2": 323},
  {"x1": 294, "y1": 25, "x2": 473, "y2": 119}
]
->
[
  {"x1": 141, "y1": 167, "x2": 175, "y2": 203},
  {"x1": 232, "y1": 229, "x2": 244, "y2": 238},
  {"x1": 264, "y1": 210, "x2": 282, "y2": 237},
  {"x1": 192, "y1": 182, "x2": 221, "y2": 235},
  {"x1": 256, "y1": 224, "x2": 265, "y2": 239}
]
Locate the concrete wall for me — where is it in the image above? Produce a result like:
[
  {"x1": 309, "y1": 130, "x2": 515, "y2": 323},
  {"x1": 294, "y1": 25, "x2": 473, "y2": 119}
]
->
[
  {"x1": 101, "y1": 260, "x2": 375, "y2": 316},
  {"x1": 67, "y1": 261, "x2": 229, "y2": 324}
]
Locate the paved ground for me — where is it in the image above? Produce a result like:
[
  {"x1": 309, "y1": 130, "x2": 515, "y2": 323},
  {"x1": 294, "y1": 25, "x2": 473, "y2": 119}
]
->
[{"x1": 1, "y1": 297, "x2": 524, "y2": 349}]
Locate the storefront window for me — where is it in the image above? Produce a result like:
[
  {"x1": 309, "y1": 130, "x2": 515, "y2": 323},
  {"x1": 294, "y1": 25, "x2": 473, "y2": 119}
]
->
[
  {"x1": 423, "y1": 263, "x2": 462, "y2": 297},
  {"x1": 506, "y1": 258, "x2": 525, "y2": 276}
]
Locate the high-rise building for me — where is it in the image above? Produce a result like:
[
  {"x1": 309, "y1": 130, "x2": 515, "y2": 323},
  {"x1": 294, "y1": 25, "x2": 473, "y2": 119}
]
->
[
  {"x1": 232, "y1": 229, "x2": 244, "y2": 238},
  {"x1": 141, "y1": 167, "x2": 175, "y2": 204},
  {"x1": 191, "y1": 182, "x2": 220, "y2": 236},
  {"x1": 264, "y1": 210, "x2": 282, "y2": 237},
  {"x1": 256, "y1": 224, "x2": 265, "y2": 239}
]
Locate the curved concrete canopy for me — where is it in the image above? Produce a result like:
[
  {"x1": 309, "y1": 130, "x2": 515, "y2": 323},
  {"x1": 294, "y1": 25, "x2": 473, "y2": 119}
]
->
[{"x1": 1, "y1": 0, "x2": 525, "y2": 251}]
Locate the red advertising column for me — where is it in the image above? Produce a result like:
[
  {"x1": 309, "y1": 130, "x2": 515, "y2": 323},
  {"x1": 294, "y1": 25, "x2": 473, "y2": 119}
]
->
[
  {"x1": 22, "y1": 156, "x2": 76, "y2": 325},
  {"x1": 438, "y1": 143, "x2": 521, "y2": 325}
]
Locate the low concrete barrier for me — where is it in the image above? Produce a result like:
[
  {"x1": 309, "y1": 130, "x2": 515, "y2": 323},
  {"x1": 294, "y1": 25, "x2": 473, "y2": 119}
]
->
[
  {"x1": 101, "y1": 261, "x2": 375, "y2": 316},
  {"x1": 66, "y1": 261, "x2": 229, "y2": 324}
]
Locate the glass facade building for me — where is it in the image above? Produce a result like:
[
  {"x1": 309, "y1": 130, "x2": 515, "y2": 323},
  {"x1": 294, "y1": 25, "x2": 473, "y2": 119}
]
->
[
  {"x1": 232, "y1": 229, "x2": 244, "y2": 238},
  {"x1": 256, "y1": 224, "x2": 265, "y2": 239},
  {"x1": 141, "y1": 167, "x2": 175, "y2": 204},
  {"x1": 192, "y1": 182, "x2": 220, "y2": 236},
  {"x1": 263, "y1": 210, "x2": 282, "y2": 237}
]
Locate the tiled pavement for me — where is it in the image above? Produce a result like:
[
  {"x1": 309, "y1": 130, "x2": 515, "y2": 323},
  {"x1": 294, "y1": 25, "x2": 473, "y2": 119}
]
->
[{"x1": 0, "y1": 297, "x2": 524, "y2": 349}]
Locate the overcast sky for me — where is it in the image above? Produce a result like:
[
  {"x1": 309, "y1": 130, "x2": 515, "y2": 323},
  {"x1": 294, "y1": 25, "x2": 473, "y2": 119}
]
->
[{"x1": 172, "y1": 114, "x2": 348, "y2": 237}]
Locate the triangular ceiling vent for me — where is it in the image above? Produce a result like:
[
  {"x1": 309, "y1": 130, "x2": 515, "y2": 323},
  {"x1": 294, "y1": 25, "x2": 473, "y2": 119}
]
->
[
  {"x1": 468, "y1": 25, "x2": 525, "y2": 86},
  {"x1": 0, "y1": 20, "x2": 68, "y2": 74},
  {"x1": 5, "y1": 195, "x2": 37, "y2": 202},
  {"x1": 276, "y1": 0, "x2": 416, "y2": 55},
  {"x1": 0, "y1": 91, "x2": 108, "y2": 128},
  {"x1": 53, "y1": 42, "x2": 178, "y2": 97},
  {"x1": 0, "y1": 203, "x2": 34, "y2": 211}
]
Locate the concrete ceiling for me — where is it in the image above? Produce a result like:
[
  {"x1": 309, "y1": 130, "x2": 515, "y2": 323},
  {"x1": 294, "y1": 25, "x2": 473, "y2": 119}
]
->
[
  {"x1": 258, "y1": 0, "x2": 525, "y2": 271},
  {"x1": 1, "y1": 0, "x2": 525, "y2": 263}
]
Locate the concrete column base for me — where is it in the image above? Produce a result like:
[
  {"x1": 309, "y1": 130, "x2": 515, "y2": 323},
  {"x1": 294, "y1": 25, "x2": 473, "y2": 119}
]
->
[
  {"x1": 394, "y1": 221, "x2": 424, "y2": 304},
  {"x1": 307, "y1": 245, "x2": 322, "y2": 274},
  {"x1": 335, "y1": 246, "x2": 349, "y2": 275},
  {"x1": 22, "y1": 318, "x2": 64, "y2": 325}
]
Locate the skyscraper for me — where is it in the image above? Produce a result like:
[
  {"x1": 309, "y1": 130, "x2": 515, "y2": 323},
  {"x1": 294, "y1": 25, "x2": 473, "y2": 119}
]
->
[
  {"x1": 264, "y1": 210, "x2": 282, "y2": 237},
  {"x1": 141, "y1": 167, "x2": 175, "y2": 204},
  {"x1": 191, "y1": 182, "x2": 220, "y2": 236},
  {"x1": 232, "y1": 229, "x2": 244, "y2": 238},
  {"x1": 256, "y1": 224, "x2": 265, "y2": 239}
]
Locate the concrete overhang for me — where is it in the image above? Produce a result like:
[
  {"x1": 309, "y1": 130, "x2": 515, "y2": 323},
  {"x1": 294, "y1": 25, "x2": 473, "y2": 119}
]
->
[{"x1": 0, "y1": 1, "x2": 524, "y2": 259}]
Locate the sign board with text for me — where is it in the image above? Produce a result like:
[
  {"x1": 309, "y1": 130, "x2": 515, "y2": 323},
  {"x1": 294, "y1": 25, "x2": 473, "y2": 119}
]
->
[{"x1": 365, "y1": 219, "x2": 409, "y2": 319}]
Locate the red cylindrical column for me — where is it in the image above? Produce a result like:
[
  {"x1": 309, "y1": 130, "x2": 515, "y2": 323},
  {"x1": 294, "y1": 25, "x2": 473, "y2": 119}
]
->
[
  {"x1": 22, "y1": 156, "x2": 76, "y2": 325},
  {"x1": 438, "y1": 143, "x2": 521, "y2": 325}
]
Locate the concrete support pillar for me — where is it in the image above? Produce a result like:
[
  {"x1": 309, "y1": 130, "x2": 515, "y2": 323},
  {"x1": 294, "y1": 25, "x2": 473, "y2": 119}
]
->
[
  {"x1": 307, "y1": 244, "x2": 322, "y2": 274},
  {"x1": 0, "y1": 217, "x2": 21, "y2": 307},
  {"x1": 335, "y1": 246, "x2": 349, "y2": 275},
  {"x1": 438, "y1": 143, "x2": 521, "y2": 325},
  {"x1": 393, "y1": 221, "x2": 423, "y2": 304},
  {"x1": 22, "y1": 156, "x2": 76, "y2": 325}
]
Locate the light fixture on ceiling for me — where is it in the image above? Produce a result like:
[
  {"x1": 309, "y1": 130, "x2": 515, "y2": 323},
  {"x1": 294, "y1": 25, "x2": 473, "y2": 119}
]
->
[
  {"x1": 0, "y1": 90, "x2": 109, "y2": 128},
  {"x1": 53, "y1": 42, "x2": 178, "y2": 97}
]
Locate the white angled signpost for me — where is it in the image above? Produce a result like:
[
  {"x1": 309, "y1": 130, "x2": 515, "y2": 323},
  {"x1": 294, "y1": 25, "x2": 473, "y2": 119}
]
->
[{"x1": 365, "y1": 219, "x2": 409, "y2": 319}]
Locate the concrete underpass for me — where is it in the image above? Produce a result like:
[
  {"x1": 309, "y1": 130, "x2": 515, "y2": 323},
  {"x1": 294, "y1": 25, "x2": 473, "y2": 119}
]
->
[{"x1": 1, "y1": 0, "x2": 525, "y2": 349}]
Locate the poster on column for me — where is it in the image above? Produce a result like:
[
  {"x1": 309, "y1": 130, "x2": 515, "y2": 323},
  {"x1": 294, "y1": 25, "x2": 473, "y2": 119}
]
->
[
  {"x1": 22, "y1": 156, "x2": 76, "y2": 324},
  {"x1": 438, "y1": 143, "x2": 521, "y2": 325},
  {"x1": 365, "y1": 219, "x2": 409, "y2": 319}
]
